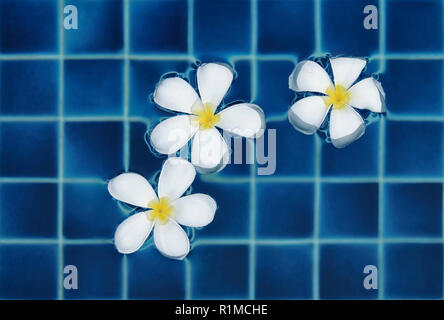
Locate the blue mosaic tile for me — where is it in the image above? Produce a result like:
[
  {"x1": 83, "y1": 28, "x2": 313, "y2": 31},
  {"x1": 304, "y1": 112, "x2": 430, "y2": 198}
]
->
[
  {"x1": 322, "y1": 0, "x2": 379, "y2": 56},
  {"x1": 189, "y1": 245, "x2": 249, "y2": 299},
  {"x1": 0, "y1": 122, "x2": 58, "y2": 177},
  {"x1": 194, "y1": 0, "x2": 251, "y2": 58},
  {"x1": 256, "y1": 182, "x2": 314, "y2": 238},
  {"x1": 64, "y1": 245, "x2": 122, "y2": 299},
  {"x1": 130, "y1": 0, "x2": 188, "y2": 53},
  {"x1": 320, "y1": 244, "x2": 378, "y2": 299},
  {"x1": 64, "y1": 183, "x2": 124, "y2": 239},
  {"x1": 385, "y1": 183, "x2": 442, "y2": 237},
  {"x1": 258, "y1": 0, "x2": 314, "y2": 57},
  {"x1": 256, "y1": 245, "x2": 312, "y2": 299},
  {"x1": 64, "y1": 60, "x2": 123, "y2": 116},
  {"x1": 64, "y1": 122, "x2": 123, "y2": 179},
  {"x1": 0, "y1": 245, "x2": 57, "y2": 299},
  {"x1": 0, "y1": 0, "x2": 58, "y2": 53},
  {"x1": 256, "y1": 60, "x2": 295, "y2": 117},
  {"x1": 0, "y1": 183, "x2": 57, "y2": 238},
  {"x1": 320, "y1": 183, "x2": 378, "y2": 238},
  {"x1": 265, "y1": 121, "x2": 315, "y2": 177},
  {"x1": 0, "y1": 61, "x2": 58, "y2": 115},
  {"x1": 128, "y1": 247, "x2": 185, "y2": 299},
  {"x1": 64, "y1": 0, "x2": 123, "y2": 53},
  {"x1": 383, "y1": 60, "x2": 443, "y2": 116},
  {"x1": 385, "y1": 121, "x2": 443, "y2": 177},
  {"x1": 384, "y1": 244, "x2": 443, "y2": 299},
  {"x1": 387, "y1": 0, "x2": 443, "y2": 52},
  {"x1": 191, "y1": 177, "x2": 250, "y2": 238},
  {"x1": 321, "y1": 122, "x2": 379, "y2": 177}
]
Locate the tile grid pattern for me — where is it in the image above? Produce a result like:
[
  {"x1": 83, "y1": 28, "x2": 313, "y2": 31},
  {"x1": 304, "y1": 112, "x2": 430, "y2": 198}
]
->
[{"x1": 0, "y1": 0, "x2": 443, "y2": 299}]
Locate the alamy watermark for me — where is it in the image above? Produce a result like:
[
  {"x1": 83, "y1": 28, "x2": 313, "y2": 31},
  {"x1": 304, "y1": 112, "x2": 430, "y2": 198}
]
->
[
  {"x1": 363, "y1": 5, "x2": 378, "y2": 30},
  {"x1": 64, "y1": 265, "x2": 78, "y2": 290},
  {"x1": 164, "y1": 128, "x2": 277, "y2": 176}
]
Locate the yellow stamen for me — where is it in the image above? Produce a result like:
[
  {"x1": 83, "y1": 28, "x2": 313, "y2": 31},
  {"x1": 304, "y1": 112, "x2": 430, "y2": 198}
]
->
[
  {"x1": 324, "y1": 84, "x2": 350, "y2": 110},
  {"x1": 146, "y1": 197, "x2": 174, "y2": 224},
  {"x1": 191, "y1": 102, "x2": 221, "y2": 130}
]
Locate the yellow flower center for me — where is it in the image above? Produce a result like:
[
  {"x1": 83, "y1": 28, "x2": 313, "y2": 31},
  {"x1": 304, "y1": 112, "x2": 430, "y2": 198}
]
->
[
  {"x1": 147, "y1": 197, "x2": 174, "y2": 224},
  {"x1": 191, "y1": 102, "x2": 221, "y2": 130},
  {"x1": 324, "y1": 85, "x2": 350, "y2": 110}
]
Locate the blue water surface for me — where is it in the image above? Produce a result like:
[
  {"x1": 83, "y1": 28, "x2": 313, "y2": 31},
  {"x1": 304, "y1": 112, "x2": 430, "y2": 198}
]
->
[{"x1": 0, "y1": 0, "x2": 443, "y2": 300}]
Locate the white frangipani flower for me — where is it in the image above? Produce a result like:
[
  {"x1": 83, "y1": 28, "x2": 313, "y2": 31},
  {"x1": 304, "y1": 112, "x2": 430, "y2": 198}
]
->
[
  {"x1": 150, "y1": 62, "x2": 265, "y2": 174},
  {"x1": 108, "y1": 157, "x2": 216, "y2": 260},
  {"x1": 288, "y1": 57, "x2": 386, "y2": 148}
]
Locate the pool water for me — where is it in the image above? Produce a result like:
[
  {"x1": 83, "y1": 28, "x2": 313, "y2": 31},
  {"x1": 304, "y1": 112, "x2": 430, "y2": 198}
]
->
[{"x1": 0, "y1": 0, "x2": 443, "y2": 300}]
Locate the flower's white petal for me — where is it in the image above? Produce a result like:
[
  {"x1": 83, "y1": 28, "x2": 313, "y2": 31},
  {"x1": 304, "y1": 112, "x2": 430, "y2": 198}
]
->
[
  {"x1": 288, "y1": 60, "x2": 333, "y2": 94},
  {"x1": 158, "y1": 157, "x2": 196, "y2": 201},
  {"x1": 348, "y1": 77, "x2": 386, "y2": 113},
  {"x1": 153, "y1": 77, "x2": 201, "y2": 114},
  {"x1": 150, "y1": 115, "x2": 198, "y2": 155},
  {"x1": 114, "y1": 211, "x2": 153, "y2": 254},
  {"x1": 197, "y1": 63, "x2": 234, "y2": 107},
  {"x1": 108, "y1": 173, "x2": 157, "y2": 208},
  {"x1": 330, "y1": 57, "x2": 367, "y2": 89},
  {"x1": 191, "y1": 128, "x2": 230, "y2": 174},
  {"x1": 154, "y1": 219, "x2": 190, "y2": 260},
  {"x1": 173, "y1": 194, "x2": 216, "y2": 227},
  {"x1": 329, "y1": 105, "x2": 365, "y2": 148},
  {"x1": 288, "y1": 96, "x2": 331, "y2": 135},
  {"x1": 215, "y1": 103, "x2": 265, "y2": 138}
]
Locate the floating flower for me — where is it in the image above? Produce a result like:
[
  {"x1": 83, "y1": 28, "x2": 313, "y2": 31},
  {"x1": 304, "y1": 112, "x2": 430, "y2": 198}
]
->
[
  {"x1": 288, "y1": 57, "x2": 386, "y2": 148},
  {"x1": 108, "y1": 157, "x2": 216, "y2": 260},
  {"x1": 150, "y1": 62, "x2": 265, "y2": 174}
]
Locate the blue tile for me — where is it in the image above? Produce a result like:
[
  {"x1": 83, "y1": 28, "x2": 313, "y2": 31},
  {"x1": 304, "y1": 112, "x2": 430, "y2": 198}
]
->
[
  {"x1": 129, "y1": 122, "x2": 164, "y2": 178},
  {"x1": 322, "y1": 0, "x2": 379, "y2": 56},
  {"x1": 256, "y1": 60, "x2": 295, "y2": 117},
  {"x1": 190, "y1": 245, "x2": 248, "y2": 299},
  {"x1": 191, "y1": 177, "x2": 249, "y2": 238},
  {"x1": 194, "y1": 0, "x2": 250, "y2": 58},
  {"x1": 385, "y1": 244, "x2": 443, "y2": 299},
  {"x1": 0, "y1": 245, "x2": 57, "y2": 299},
  {"x1": 216, "y1": 135, "x2": 252, "y2": 178},
  {"x1": 0, "y1": 122, "x2": 58, "y2": 177},
  {"x1": 130, "y1": 0, "x2": 188, "y2": 53},
  {"x1": 128, "y1": 248, "x2": 185, "y2": 299},
  {"x1": 256, "y1": 183, "x2": 314, "y2": 238},
  {"x1": 64, "y1": 245, "x2": 122, "y2": 299},
  {"x1": 387, "y1": 0, "x2": 442, "y2": 52},
  {"x1": 266, "y1": 121, "x2": 315, "y2": 176},
  {"x1": 320, "y1": 244, "x2": 378, "y2": 299},
  {"x1": 320, "y1": 183, "x2": 378, "y2": 238},
  {"x1": 322, "y1": 122, "x2": 379, "y2": 177},
  {"x1": 258, "y1": 0, "x2": 314, "y2": 56},
  {"x1": 385, "y1": 183, "x2": 442, "y2": 237},
  {"x1": 224, "y1": 60, "x2": 251, "y2": 104},
  {"x1": 64, "y1": 0, "x2": 123, "y2": 53},
  {"x1": 64, "y1": 122, "x2": 123, "y2": 179},
  {"x1": 65, "y1": 60, "x2": 123, "y2": 116},
  {"x1": 385, "y1": 121, "x2": 443, "y2": 177},
  {"x1": 130, "y1": 60, "x2": 190, "y2": 118},
  {"x1": 256, "y1": 245, "x2": 312, "y2": 299},
  {"x1": 0, "y1": 61, "x2": 58, "y2": 115},
  {"x1": 0, "y1": 0, "x2": 58, "y2": 53},
  {"x1": 64, "y1": 183, "x2": 124, "y2": 239},
  {"x1": 0, "y1": 183, "x2": 57, "y2": 238},
  {"x1": 383, "y1": 60, "x2": 443, "y2": 115}
]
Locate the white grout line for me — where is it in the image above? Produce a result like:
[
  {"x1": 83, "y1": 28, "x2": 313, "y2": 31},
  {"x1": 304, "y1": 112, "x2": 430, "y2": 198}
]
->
[
  {"x1": 121, "y1": 0, "x2": 131, "y2": 301},
  {"x1": 57, "y1": 0, "x2": 65, "y2": 300},
  {"x1": 0, "y1": 237, "x2": 442, "y2": 246}
]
